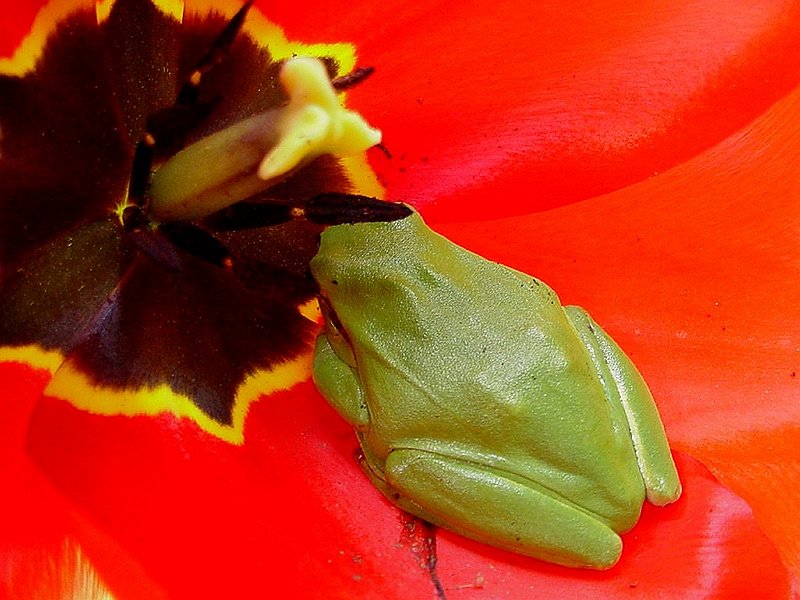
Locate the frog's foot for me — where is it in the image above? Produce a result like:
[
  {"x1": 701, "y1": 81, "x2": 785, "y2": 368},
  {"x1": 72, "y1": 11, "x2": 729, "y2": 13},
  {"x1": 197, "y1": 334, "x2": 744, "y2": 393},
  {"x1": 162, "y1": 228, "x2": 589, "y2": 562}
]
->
[
  {"x1": 564, "y1": 306, "x2": 682, "y2": 506},
  {"x1": 374, "y1": 448, "x2": 623, "y2": 570}
]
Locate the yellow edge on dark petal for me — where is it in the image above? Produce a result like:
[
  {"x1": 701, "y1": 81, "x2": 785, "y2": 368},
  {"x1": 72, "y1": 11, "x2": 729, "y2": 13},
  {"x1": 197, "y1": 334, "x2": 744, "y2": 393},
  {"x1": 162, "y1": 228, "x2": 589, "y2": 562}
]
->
[
  {"x1": 2, "y1": 0, "x2": 377, "y2": 101},
  {"x1": 1, "y1": 343, "x2": 310, "y2": 446},
  {"x1": 0, "y1": 0, "x2": 94, "y2": 75},
  {"x1": 44, "y1": 351, "x2": 315, "y2": 445},
  {"x1": 0, "y1": 344, "x2": 64, "y2": 373},
  {"x1": 1, "y1": 301, "x2": 323, "y2": 445},
  {"x1": 101, "y1": 0, "x2": 369, "y2": 80},
  {"x1": 96, "y1": 0, "x2": 185, "y2": 24}
]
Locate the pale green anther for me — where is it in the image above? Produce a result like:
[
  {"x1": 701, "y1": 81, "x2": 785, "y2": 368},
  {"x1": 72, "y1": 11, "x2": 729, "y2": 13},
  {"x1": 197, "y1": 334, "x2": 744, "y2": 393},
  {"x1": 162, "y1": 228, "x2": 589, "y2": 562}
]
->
[
  {"x1": 148, "y1": 57, "x2": 382, "y2": 222},
  {"x1": 258, "y1": 57, "x2": 382, "y2": 181}
]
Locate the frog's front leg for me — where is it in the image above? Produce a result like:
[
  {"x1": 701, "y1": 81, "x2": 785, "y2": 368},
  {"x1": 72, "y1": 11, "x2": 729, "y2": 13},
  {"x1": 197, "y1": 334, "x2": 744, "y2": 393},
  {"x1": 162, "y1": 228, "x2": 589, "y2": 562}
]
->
[
  {"x1": 565, "y1": 306, "x2": 682, "y2": 505},
  {"x1": 312, "y1": 333, "x2": 369, "y2": 428},
  {"x1": 374, "y1": 448, "x2": 624, "y2": 569}
]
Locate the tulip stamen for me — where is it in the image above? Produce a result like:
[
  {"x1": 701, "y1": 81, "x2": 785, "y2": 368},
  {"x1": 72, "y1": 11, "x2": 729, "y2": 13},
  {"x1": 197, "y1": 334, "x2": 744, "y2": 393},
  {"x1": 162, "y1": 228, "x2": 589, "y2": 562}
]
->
[
  {"x1": 146, "y1": 57, "x2": 382, "y2": 222},
  {"x1": 332, "y1": 66, "x2": 375, "y2": 91}
]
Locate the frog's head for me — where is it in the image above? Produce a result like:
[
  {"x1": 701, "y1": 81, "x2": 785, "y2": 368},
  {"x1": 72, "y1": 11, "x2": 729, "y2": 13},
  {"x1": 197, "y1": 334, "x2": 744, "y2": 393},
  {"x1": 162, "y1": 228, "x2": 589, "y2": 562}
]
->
[{"x1": 310, "y1": 209, "x2": 435, "y2": 367}]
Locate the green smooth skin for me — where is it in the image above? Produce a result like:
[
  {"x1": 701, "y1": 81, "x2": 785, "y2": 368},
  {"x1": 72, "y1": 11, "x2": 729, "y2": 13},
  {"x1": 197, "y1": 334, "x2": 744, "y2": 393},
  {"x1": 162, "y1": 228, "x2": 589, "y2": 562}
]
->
[{"x1": 310, "y1": 211, "x2": 681, "y2": 569}]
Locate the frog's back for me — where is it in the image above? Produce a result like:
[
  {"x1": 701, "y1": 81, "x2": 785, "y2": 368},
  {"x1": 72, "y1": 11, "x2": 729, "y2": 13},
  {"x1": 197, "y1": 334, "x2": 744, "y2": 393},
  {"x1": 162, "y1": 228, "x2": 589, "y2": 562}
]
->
[
  {"x1": 359, "y1": 310, "x2": 645, "y2": 531},
  {"x1": 355, "y1": 244, "x2": 644, "y2": 531}
]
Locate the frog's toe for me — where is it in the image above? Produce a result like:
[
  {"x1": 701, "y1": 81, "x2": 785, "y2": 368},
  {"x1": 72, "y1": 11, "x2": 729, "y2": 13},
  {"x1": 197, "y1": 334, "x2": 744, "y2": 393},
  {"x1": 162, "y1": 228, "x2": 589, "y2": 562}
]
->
[{"x1": 564, "y1": 305, "x2": 681, "y2": 507}]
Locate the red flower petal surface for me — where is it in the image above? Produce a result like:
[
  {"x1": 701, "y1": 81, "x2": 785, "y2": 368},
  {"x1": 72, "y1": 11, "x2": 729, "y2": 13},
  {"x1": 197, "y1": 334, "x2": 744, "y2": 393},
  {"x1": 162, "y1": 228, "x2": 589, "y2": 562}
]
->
[
  {"x1": 2, "y1": 0, "x2": 798, "y2": 597},
  {"x1": 268, "y1": 0, "x2": 800, "y2": 221},
  {"x1": 8, "y1": 366, "x2": 790, "y2": 599},
  {"x1": 0, "y1": 3, "x2": 42, "y2": 57}
]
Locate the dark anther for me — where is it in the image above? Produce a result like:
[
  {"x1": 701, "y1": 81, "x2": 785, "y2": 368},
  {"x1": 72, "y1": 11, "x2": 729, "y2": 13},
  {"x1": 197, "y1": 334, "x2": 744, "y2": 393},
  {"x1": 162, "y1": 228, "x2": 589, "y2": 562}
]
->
[
  {"x1": 204, "y1": 194, "x2": 411, "y2": 232},
  {"x1": 192, "y1": 1, "x2": 253, "y2": 75},
  {"x1": 175, "y1": 0, "x2": 253, "y2": 105},
  {"x1": 374, "y1": 143, "x2": 393, "y2": 159},
  {"x1": 331, "y1": 66, "x2": 375, "y2": 91},
  {"x1": 145, "y1": 2, "x2": 239, "y2": 154},
  {"x1": 159, "y1": 221, "x2": 235, "y2": 269},
  {"x1": 304, "y1": 193, "x2": 411, "y2": 225},
  {"x1": 122, "y1": 205, "x2": 235, "y2": 272},
  {"x1": 127, "y1": 141, "x2": 154, "y2": 205}
]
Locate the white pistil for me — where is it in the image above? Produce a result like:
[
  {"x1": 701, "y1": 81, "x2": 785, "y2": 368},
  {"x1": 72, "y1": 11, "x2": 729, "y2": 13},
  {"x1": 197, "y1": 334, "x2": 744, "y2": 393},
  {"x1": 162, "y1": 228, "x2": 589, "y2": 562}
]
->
[{"x1": 148, "y1": 57, "x2": 381, "y2": 222}]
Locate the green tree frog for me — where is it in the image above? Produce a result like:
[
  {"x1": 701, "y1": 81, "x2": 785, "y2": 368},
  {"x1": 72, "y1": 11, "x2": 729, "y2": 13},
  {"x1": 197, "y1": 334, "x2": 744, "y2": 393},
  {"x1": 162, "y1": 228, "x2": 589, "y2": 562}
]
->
[{"x1": 310, "y1": 209, "x2": 681, "y2": 569}]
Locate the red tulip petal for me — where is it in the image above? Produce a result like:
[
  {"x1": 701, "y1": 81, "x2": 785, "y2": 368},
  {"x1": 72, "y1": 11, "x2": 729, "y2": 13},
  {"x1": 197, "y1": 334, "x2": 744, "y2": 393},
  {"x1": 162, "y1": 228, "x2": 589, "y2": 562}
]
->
[
  {"x1": 267, "y1": 0, "x2": 800, "y2": 221},
  {"x1": 436, "y1": 78, "x2": 800, "y2": 579},
  {"x1": 0, "y1": 2, "x2": 43, "y2": 57},
  {"x1": 25, "y1": 382, "x2": 440, "y2": 599},
  {"x1": 695, "y1": 430, "x2": 800, "y2": 592},
  {"x1": 0, "y1": 362, "x2": 101, "y2": 600},
  {"x1": 0, "y1": 361, "x2": 168, "y2": 599},
  {"x1": 16, "y1": 368, "x2": 790, "y2": 598}
]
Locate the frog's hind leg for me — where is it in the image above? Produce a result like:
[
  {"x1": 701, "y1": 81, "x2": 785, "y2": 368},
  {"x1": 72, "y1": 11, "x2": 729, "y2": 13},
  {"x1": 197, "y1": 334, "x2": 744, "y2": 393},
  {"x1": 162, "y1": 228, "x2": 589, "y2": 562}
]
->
[
  {"x1": 564, "y1": 306, "x2": 682, "y2": 506},
  {"x1": 382, "y1": 448, "x2": 624, "y2": 569}
]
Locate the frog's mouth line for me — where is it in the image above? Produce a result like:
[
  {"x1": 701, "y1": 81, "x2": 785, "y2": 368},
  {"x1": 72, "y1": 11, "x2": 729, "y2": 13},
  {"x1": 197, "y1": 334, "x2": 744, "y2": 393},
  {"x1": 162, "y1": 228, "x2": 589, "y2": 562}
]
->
[
  {"x1": 318, "y1": 296, "x2": 347, "y2": 339},
  {"x1": 317, "y1": 294, "x2": 360, "y2": 367}
]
